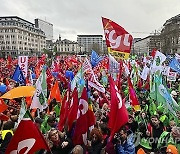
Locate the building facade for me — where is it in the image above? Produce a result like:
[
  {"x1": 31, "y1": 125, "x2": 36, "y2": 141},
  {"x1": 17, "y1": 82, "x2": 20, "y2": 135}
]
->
[
  {"x1": 160, "y1": 14, "x2": 180, "y2": 54},
  {"x1": 134, "y1": 35, "x2": 160, "y2": 55},
  {"x1": 55, "y1": 36, "x2": 85, "y2": 54},
  {"x1": 0, "y1": 16, "x2": 46, "y2": 57},
  {"x1": 77, "y1": 35, "x2": 103, "y2": 55},
  {"x1": 35, "y1": 18, "x2": 53, "y2": 41}
]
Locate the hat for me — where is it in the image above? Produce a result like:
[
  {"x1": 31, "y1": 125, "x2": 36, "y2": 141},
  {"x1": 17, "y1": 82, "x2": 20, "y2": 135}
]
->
[
  {"x1": 137, "y1": 148, "x2": 146, "y2": 154},
  {"x1": 166, "y1": 145, "x2": 178, "y2": 154},
  {"x1": 171, "y1": 90, "x2": 177, "y2": 96}
]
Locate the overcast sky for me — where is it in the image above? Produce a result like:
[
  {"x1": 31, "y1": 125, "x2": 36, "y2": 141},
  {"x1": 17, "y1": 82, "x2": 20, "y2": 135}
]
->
[{"x1": 1, "y1": 0, "x2": 180, "y2": 41}]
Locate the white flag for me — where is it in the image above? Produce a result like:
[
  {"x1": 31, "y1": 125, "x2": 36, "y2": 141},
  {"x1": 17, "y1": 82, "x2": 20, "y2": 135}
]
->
[{"x1": 30, "y1": 68, "x2": 47, "y2": 112}]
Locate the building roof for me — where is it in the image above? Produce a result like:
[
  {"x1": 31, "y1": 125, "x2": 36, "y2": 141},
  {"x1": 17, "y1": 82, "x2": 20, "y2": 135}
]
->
[
  {"x1": 77, "y1": 35, "x2": 103, "y2": 37},
  {"x1": 0, "y1": 16, "x2": 34, "y2": 26},
  {"x1": 163, "y1": 14, "x2": 180, "y2": 26}
]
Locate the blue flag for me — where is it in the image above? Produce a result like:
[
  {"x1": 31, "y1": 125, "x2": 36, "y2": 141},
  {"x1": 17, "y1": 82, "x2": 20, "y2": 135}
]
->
[
  {"x1": 12, "y1": 65, "x2": 25, "y2": 85},
  {"x1": 169, "y1": 58, "x2": 180, "y2": 74},
  {"x1": 90, "y1": 50, "x2": 103, "y2": 68}
]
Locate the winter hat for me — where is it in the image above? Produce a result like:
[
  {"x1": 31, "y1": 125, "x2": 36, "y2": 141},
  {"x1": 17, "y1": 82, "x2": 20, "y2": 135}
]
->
[{"x1": 166, "y1": 144, "x2": 178, "y2": 154}]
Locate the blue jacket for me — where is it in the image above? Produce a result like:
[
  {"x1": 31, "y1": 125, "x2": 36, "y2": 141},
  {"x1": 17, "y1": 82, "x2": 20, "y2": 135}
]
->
[{"x1": 116, "y1": 135, "x2": 135, "y2": 154}]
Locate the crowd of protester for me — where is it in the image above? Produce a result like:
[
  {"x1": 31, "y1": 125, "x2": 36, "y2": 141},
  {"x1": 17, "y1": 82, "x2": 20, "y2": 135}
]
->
[{"x1": 0, "y1": 54, "x2": 179, "y2": 154}]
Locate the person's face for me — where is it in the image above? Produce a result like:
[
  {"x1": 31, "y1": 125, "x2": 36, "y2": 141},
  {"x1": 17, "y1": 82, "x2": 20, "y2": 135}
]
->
[
  {"x1": 128, "y1": 116, "x2": 133, "y2": 123},
  {"x1": 50, "y1": 130, "x2": 59, "y2": 142},
  {"x1": 92, "y1": 134, "x2": 98, "y2": 143},
  {"x1": 119, "y1": 130, "x2": 127, "y2": 141},
  {"x1": 151, "y1": 117, "x2": 160, "y2": 126},
  {"x1": 169, "y1": 121, "x2": 176, "y2": 128}
]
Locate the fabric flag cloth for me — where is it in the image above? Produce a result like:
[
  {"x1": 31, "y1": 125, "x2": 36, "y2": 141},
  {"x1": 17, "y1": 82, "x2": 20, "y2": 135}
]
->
[
  {"x1": 15, "y1": 99, "x2": 27, "y2": 128},
  {"x1": 141, "y1": 65, "x2": 150, "y2": 80},
  {"x1": 169, "y1": 58, "x2": 180, "y2": 74},
  {"x1": 82, "y1": 58, "x2": 105, "y2": 93},
  {"x1": 108, "y1": 76, "x2": 129, "y2": 141},
  {"x1": 58, "y1": 90, "x2": 70, "y2": 131},
  {"x1": 90, "y1": 50, "x2": 103, "y2": 68},
  {"x1": 12, "y1": 65, "x2": 26, "y2": 85},
  {"x1": 158, "y1": 84, "x2": 179, "y2": 117},
  {"x1": 5, "y1": 118, "x2": 50, "y2": 154},
  {"x1": 0, "y1": 99, "x2": 8, "y2": 113},
  {"x1": 151, "y1": 51, "x2": 166, "y2": 73},
  {"x1": 128, "y1": 77, "x2": 141, "y2": 111},
  {"x1": 48, "y1": 80, "x2": 62, "y2": 104},
  {"x1": 102, "y1": 17, "x2": 133, "y2": 60},
  {"x1": 30, "y1": 68, "x2": 47, "y2": 112},
  {"x1": 108, "y1": 54, "x2": 120, "y2": 73},
  {"x1": 67, "y1": 87, "x2": 79, "y2": 131},
  {"x1": 73, "y1": 87, "x2": 94, "y2": 145}
]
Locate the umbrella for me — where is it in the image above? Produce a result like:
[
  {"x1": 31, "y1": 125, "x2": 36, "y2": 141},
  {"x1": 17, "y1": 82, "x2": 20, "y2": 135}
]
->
[{"x1": 0, "y1": 86, "x2": 35, "y2": 99}]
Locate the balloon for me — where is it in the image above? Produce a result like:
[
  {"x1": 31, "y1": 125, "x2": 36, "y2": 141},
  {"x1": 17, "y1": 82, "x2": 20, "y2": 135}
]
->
[
  {"x1": 65, "y1": 71, "x2": 74, "y2": 81},
  {"x1": 52, "y1": 72, "x2": 58, "y2": 78},
  {"x1": 0, "y1": 84, "x2": 7, "y2": 93},
  {"x1": 79, "y1": 79, "x2": 85, "y2": 86},
  {"x1": 32, "y1": 73, "x2": 36, "y2": 79}
]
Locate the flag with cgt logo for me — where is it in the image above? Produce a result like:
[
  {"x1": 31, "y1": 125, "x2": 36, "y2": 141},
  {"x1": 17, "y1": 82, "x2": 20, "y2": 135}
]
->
[{"x1": 102, "y1": 17, "x2": 133, "y2": 60}]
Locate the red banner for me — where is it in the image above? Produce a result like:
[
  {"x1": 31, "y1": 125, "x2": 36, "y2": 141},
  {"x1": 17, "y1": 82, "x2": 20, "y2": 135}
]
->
[{"x1": 102, "y1": 17, "x2": 133, "y2": 59}]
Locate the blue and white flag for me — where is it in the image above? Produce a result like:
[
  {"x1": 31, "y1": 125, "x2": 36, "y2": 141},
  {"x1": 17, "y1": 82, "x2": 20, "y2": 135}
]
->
[
  {"x1": 90, "y1": 50, "x2": 103, "y2": 68},
  {"x1": 158, "y1": 84, "x2": 177, "y2": 116},
  {"x1": 12, "y1": 65, "x2": 25, "y2": 85},
  {"x1": 169, "y1": 58, "x2": 180, "y2": 74}
]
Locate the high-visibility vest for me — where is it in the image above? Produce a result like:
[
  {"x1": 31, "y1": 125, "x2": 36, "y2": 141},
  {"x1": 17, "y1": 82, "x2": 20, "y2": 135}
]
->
[{"x1": 1, "y1": 130, "x2": 13, "y2": 140}]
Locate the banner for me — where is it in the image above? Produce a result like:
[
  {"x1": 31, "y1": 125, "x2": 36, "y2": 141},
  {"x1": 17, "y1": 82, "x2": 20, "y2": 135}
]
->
[
  {"x1": 18, "y1": 56, "x2": 28, "y2": 77},
  {"x1": 167, "y1": 72, "x2": 177, "y2": 81},
  {"x1": 169, "y1": 58, "x2": 180, "y2": 74},
  {"x1": 102, "y1": 17, "x2": 133, "y2": 60}
]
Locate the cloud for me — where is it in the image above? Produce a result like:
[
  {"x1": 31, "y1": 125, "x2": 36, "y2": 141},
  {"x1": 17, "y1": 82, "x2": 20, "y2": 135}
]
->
[{"x1": 0, "y1": 0, "x2": 180, "y2": 41}]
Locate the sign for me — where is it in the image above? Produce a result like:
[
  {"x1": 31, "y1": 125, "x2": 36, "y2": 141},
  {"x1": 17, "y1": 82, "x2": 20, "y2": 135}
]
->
[
  {"x1": 167, "y1": 72, "x2": 177, "y2": 81},
  {"x1": 18, "y1": 56, "x2": 28, "y2": 78}
]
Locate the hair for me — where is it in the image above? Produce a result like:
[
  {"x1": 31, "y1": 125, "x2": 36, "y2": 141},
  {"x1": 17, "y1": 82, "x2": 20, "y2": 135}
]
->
[
  {"x1": 71, "y1": 145, "x2": 83, "y2": 154},
  {"x1": 3, "y1": 121, "x2": 15, "y2": 130},
  {"x1": 90, "y1": 128, "x2": 103, "y2": 142},
  {"x1": 47, "y1": 115, "x2": 56, "y2": 123},
  {"x1": 151, "y1": 114, "x2": 159, "y2": 120}
]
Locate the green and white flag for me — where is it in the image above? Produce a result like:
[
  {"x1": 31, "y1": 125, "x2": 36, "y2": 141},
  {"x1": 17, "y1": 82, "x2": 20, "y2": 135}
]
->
[
  {"x1": 15, "y1": 98, "x2": 27, "y2": 128},
  {"x1": 30, "y1": 68, "x2": 47, "y2": 112}
]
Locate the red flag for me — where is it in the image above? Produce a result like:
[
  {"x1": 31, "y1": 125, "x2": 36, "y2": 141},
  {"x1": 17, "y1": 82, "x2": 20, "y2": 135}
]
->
[
  {"x1": 144, "y1": 75, "x2": 150, "y2": 90},
  {"x1": 128, "y1": 77, "x2": 141, "y2": 111},
  {"x1": 108, "y1": 76, "x2": 129, "y2": 141},
  {"x1": 7, "y1": 55, "x2": 12, "y2": 69},
  {"x1": 67, "y1": 87, "x2": 79, "y2": 131},
  {"x1": 73, "y1": 87, "x2": 90, "y2": 145},
  {"x1": 137, "y1": 78, "x2": 143, "y2": 89},
  {"x1": 102, "y1": 17, "x2": 133, "y2": 60},
  {"x1": 151, "y1": 48, "x2": 157, "y2": 58},
  {"x1": 58, "y1": 90, "x2": 69, "y2": 131},
  {"x1": 0, "y1": 113, "x2": 9, "y2": 121},
  {"x1": 48, "y1": 80, "x2": 62, "y2": 104},
  {"x1": 0, "y1": 99, "x2": 8, "y2": 113},
  {"x1": 6, "y1": 118, "x2": 50, "y2": 154}
]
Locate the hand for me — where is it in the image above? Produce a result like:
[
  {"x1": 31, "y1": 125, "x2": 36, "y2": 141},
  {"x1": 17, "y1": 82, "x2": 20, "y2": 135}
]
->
[
  {"x1": 61, "y1": 141, "x2": 68, "y2": 148},
  {"x1": 87, "y1": 140, "x2": 91, "y2": 147},
  {"x1": 146, "y1": 131, "x2": 150, "y2": 136}
]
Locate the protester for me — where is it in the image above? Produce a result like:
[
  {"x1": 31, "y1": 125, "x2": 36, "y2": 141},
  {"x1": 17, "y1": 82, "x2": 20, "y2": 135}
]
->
[{"x1": 0, "y1": 52, "x2": 179, "y2": 153}]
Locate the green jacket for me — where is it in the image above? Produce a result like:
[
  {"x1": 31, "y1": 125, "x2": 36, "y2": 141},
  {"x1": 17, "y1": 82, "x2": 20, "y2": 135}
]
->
[{"x1": 157, "y1": 131, "x2": 180, "y2": 153}]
